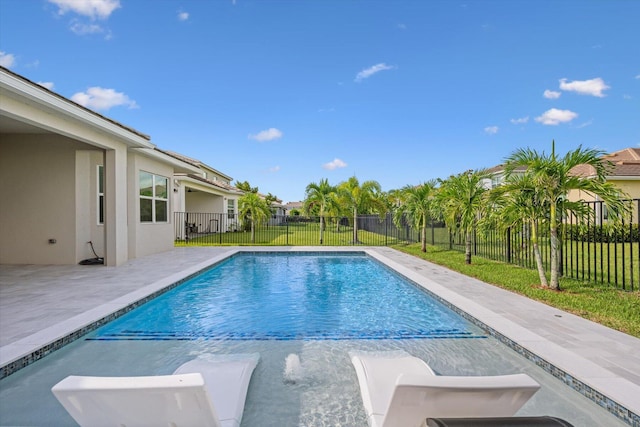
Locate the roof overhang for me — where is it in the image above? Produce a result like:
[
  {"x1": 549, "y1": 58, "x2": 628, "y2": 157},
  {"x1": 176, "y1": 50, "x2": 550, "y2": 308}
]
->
[
  {"x1": 1, "y1": 67, "x2": 153, "y2": 149},
  {"x1": 175, "y1": 174, "x2": 244, "y2": 196},
  {"x1": 131, "y1": 148, "x2": 201, "y2": 174}
]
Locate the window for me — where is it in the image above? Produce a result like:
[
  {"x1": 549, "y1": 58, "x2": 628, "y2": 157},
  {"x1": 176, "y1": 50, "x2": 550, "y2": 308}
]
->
[
  {"x1": 98, "y1": 165, "x2": 104, "y2": 224},
  {"x1": 227, "y1": 199, "x2": 235, "y2": 219},
  {"x1": 140, "y1": 171, "x2": 168, "y2": 223}
]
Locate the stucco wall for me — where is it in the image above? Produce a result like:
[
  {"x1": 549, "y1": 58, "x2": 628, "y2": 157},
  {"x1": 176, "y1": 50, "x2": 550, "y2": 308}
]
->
[
  {"x1": 185, "y1": 191, "x2": 224, "y2": 213},
  {"x1": 0, "y1": 135, "x2": 93, "y2": 264},
  {"x1": 127, "y1": 152, "x2": 175, "y2": 259}
]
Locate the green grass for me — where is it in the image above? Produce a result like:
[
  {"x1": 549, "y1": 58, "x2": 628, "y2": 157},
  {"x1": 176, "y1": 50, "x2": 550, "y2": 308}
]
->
[
  {"x1": 176, "y1": 223, "x2": 405, "y2": 246},
  {"x1": 391, "y1": 242, "x2": 640, "y2": 338}
]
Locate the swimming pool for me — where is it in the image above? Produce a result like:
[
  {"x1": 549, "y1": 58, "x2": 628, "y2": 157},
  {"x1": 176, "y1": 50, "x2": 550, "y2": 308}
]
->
[{"x1": 0, "y1": 251, "x2": 628, "y2": 426}]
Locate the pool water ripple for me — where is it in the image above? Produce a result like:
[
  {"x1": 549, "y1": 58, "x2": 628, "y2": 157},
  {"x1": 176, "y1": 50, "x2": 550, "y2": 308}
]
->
[{"x1": 91, "y1": 252, "x2": 483, "y2": 342}]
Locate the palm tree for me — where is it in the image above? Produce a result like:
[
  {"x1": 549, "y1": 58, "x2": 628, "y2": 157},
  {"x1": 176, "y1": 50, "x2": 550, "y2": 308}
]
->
[
  {"x1": 238, "y1": 192, "x2": 271, "y2": 244},
  {"x1": 337, "y1": 176, "x2": 384, "y2": 244},
  {"x1": 393, "y1": 181, "x2": 438, "y2": 252},
  {"x1": 504, "y1": 141, "x2": 629, "y2": 290},
  {"x1": 304, "y1": 178, "x2": 338, "y2": 244},
  {"x1": 486, "y1": 173, "x2": 550, "y2": 287},
  {"x1": 437, "y1": 169, "x2": 490, "y2": 264}
]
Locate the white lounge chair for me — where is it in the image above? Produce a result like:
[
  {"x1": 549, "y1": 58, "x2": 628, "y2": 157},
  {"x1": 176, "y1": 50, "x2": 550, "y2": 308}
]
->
[
  {"x1": 350, "y1": 350, "x2": 540, "y2": 427},
  {"x1": 51, "y1": 353, "x2": 260, "y2": 427}
]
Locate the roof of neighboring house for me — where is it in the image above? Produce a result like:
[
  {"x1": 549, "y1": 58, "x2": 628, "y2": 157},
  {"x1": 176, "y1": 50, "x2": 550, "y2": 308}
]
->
[
  {"x1": 487, "y1": 147, "x2": 640, "y2": 179},
  {"x1": 486, "y1": 164, "x2": 527, "y2": 174},
  {"x1": 176, "y1": 173, "x2": 245, "y2": 194},
  {"x1": 571, "y1": 147, "x2": 640, "y2": 178},
  {"x1": 1, "y1": 66, "x2": 151, "y2": 141},
  {"x1": 284, "y1": 201, "x2": 304, "y2": 210},
  {"x1": 157, "y1": 149, "x2": 233, "y2": 181}
]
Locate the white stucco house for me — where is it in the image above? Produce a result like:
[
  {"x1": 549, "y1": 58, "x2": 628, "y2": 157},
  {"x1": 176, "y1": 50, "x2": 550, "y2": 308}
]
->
[
  {"x1": 0, "y1": 66, "x2": 206, "y2": 266},
  {"x1": 157, "y1": 149, "x2": 245, "y2": 237}
]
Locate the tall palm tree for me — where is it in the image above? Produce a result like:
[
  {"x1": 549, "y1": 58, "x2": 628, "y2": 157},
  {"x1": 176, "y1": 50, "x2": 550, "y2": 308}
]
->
[
  {"x1": 437, "y1": 169, "x2": 490, "y2": 264},
  {"x1": 238, "y1": 192, "x2": 271, "y2": 244},
  {"x1": 337, "y1": 176, "x2": 383, "y2": 244},
  {"x1": 393, "y1": 181, "x2": 438, "y2": 252},
  {"x1": 504, "y1": 141, "x2": 629, "y2": 290},
  {"x1": 486, "y1": 173, "x2": 550, "y2": 287},
  {"x1": 304, "y1": 178, "x2": 338, "y2": 244}
]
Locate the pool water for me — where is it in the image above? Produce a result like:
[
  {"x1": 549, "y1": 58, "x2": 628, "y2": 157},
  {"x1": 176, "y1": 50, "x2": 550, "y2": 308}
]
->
[
  {"x1": 0, "y1": 252, "x2": 627, "y2": 426},
  {"x1": 91, "y1": 253, "x2": 484, "y2": 341}
]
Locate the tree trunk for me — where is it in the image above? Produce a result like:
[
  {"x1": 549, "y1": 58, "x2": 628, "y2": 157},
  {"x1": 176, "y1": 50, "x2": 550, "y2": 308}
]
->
[
  {"x1": 352, "y1": 208, "x2": 359, "y2": 243},
  {"x1": 420, "y1": 215, "x2": 427, "y2": 252},
  {"x1": 465, "y1": 229, "x2": 472, "y2": 264},
  {"x1": 319, "y1": 215, "x2": 324, "y2": 245},
  {"x1": 530, "y1": 221, "x2": 549, "y2": 287},
  {"x1": 251, "y1": 220, "x2": 255, "y2": 244},
  {"x1": 549, "y1": 203, "x2": 561, "y2": 290}
]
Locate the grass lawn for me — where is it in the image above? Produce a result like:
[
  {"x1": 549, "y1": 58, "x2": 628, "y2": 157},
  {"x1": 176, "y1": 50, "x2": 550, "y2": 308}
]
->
[
  {"x1": 176, "y1": 223, "x2": 406, "y2": 246},
  {"x1": 391, "y1": 242, "x2": 640, "y2": 338}
]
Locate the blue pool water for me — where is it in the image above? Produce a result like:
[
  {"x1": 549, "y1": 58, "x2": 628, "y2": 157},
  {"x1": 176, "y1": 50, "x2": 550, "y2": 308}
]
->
[{"x1": 91, "y1": 252, "x2": 484, "y2": 341}]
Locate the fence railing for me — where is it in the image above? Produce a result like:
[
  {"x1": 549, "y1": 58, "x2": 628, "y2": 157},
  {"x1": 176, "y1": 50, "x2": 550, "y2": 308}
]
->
[{"x1": 175, "y1": 198, "x2": 639, "y2": 291}]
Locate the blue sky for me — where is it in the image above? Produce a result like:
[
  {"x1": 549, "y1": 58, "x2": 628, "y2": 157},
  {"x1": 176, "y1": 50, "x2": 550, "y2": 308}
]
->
[{"x1": 1, "y1": 0, "x2": 638, "y2": 203}]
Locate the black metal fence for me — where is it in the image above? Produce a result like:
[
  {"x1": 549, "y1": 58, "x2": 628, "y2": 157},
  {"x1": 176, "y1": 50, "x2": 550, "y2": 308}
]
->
[{"x1": 175, "y1": 198, "x2": 639, "y2": 290}]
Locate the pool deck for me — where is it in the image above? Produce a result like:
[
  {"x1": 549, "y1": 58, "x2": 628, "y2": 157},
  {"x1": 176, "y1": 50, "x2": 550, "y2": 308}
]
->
[{"x1": 1, "y1": 246, "x2": 639, "y2": 425}]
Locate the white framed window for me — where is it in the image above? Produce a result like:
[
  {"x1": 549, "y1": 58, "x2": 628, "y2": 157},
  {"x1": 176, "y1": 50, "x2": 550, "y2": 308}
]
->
[
  {"x1": 139, "y1": 171, "x2": 168, "y2": 223},
  {"x1": 98, "y1": 165, "x2": 104, "y2": 225},
  {"x1": 227, "y1": 199, "x2": 235, "y2": 219}
]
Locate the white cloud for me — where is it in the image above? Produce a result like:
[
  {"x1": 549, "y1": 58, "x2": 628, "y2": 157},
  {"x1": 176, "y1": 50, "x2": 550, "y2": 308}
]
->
[
  {"x1": 510, "y1": 116, "x2": 529, "y2": 124},
  {"x1": 268, "y1": 166, "x2": 281, "y2": 173},
  {"x1": 635, "y1": 74, "x2": 640, "y2": 79},
  {"x1": 623, "y1": 94, "x2": 632, "y2": 100},
  {"x1": 248, "y1": 128, "x2": 283, "y2": 142},
  {"x1": 543, "y1": 89, "x2": 561, "y2": 99},
  {"x1": 322, "y1": 158, "x2": 347, "y2": 170},
  {"x1": 559, "y1": 77, "x2": 610, "y2": 97},
  {"x1": 397, "y1": 23, "x2": 407, "y2": 30},
  {"x1": 576, "y1": 120, "x2": 593, "y2": 129},
  {"x1": 355, "y1": 63, "x2": 395, "y2": 82},
  {"x1": 0, "y1": 51, "x2": 16, "y2": 68},
  {"x1": 535, "y1": 108, "x2": 578, "y2": 126},
  {"x1": 37, "y1": 81, "x2": 55, "y2": 90},
  {"x1": 178, "y1": 11, "x2": 189, "y2": 21},
  {"x1": 70, "y1": 21, "x2": 104, "y2": 35},
  {"x1": 48, "y1": 0, "x2": 121, "y2": 19},
  {"x1": 71, "y1": 87, "x2": 138, "y2": 111},
  {"x1": 484, "y1": 126, "x2": 499, "y2": 135}
]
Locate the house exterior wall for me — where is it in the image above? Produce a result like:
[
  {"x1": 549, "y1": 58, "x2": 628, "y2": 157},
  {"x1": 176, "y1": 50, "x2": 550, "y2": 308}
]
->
[
  {"x1": 185, "y1": 191, "x2": 224, "y2": 213},
  {"x1": 0, "y1": 135, "x2": 92, "y2": 264},
  {"x1": 127, "y1": 152, "x2": 175, "y2": 259},
  {"x1": 74, "y1": 149, "x2": 107, "y2": 262},
  {"x1": 567, "y1": 179, "x2": 640, "y2": 224}
]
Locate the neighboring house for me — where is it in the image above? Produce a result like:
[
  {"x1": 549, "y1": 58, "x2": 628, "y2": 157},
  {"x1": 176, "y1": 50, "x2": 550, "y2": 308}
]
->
[
  {"x1": 568, "y1": 147, "x2": 640, "y2": 201},
  {"x1": 568, "y1": 147, "x2": 640, "y2": 223},
  {"x1": 485, "y1": 148, "x2": 640, "y2": 223},
  {"x1": 266, "y1": 197, "x2": 286, "y2": 225},
  {"x1": 284, "y1": 201, "x2": 304, "y2": 215},
  {"x1": 157, "y1": 150, "x2": 245, "y2": 235},
  {"x1": 1, "y1": 67, "x2": 201, "y2": 266},
  {"x1": 484, "y1": 164, "x2": 527, "y2": 189}
]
